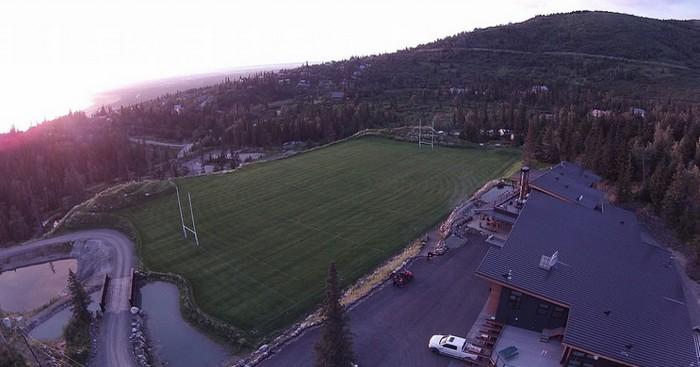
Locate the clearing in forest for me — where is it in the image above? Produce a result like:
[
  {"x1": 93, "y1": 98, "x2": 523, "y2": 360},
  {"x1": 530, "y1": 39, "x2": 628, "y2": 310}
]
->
[{"x1": 123, "y1": 136, "x2": 520, "y2": 339}]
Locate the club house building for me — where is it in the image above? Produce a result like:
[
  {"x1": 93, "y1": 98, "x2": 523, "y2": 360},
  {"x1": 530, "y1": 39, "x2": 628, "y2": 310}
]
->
[{"x1": 474, "y1": 163, "x2": 700, "y2": 367}]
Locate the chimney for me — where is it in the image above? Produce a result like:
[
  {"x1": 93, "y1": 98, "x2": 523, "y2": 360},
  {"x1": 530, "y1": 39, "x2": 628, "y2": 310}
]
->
[{"x1": 517, "y1": 165, "x2": 530, "y2": 206}]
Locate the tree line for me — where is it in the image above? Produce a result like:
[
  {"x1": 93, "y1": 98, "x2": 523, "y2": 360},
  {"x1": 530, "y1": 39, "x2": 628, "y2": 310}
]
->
[
  {"x1": 0, "y1": 112, "x2": 175, "y2": 244},
  {"x1": 2, "y1": 47, "x2": 698, "y2": 253}
]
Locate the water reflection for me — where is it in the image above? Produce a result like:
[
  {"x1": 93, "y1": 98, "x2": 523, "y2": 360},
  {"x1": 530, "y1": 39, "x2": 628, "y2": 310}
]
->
[
  {"x1": 140, "y1": 281, "x2": 230, "y2": 367},
  {"x1": 0, "y1": 259, "x2": 77, "y2": 313}
]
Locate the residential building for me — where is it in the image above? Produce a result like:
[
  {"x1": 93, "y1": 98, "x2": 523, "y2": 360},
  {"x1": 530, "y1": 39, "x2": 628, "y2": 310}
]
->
[{"x1": 475, "y1": 162, "x2": 700, "y2": 367}]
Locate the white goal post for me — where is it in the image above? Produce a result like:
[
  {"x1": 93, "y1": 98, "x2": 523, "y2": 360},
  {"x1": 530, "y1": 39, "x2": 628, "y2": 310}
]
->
[{"x1": 175, "y1": 184, "x2": 200, "y2": 246}]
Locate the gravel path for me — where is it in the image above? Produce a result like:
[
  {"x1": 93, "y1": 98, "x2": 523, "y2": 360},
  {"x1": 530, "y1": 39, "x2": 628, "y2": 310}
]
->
[{"x1": 1, "y1": 229, "x2": 137, "y2": 367}]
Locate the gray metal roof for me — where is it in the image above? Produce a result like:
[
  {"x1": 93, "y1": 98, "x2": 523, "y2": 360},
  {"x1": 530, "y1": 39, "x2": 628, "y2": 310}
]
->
[
  {"x1": 530, "y1": 162, "x2": 604, "y2": 209},
  {"x1": 476, "y1": 165, "x2": 699, "y2": 367}
]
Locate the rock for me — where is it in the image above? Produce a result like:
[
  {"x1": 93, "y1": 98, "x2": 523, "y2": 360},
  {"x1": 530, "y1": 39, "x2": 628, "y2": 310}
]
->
[{"x1": 130, "y1": 306, "x2": 140, "y2": 314}]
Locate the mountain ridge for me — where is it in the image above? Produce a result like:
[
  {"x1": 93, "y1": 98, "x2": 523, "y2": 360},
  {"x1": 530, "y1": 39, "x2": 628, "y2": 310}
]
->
[{"x1": 419, "y1": 11, "x2": 700, "y2": 69}]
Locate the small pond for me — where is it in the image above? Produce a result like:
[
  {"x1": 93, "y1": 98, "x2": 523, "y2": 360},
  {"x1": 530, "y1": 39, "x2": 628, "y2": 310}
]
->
[
  {"x1": 0, "y1": 259, "x2": 77, "y2": 313},
  {"x1": 29, "y1": 292, "x2": 101, "y2": 341},
  {"x1": 139, "y1": 281, "x2": 230, "y2": 367}
]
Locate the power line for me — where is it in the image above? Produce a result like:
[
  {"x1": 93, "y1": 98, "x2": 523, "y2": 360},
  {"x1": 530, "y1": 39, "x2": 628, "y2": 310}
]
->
[{"x1": 20, "y1": 329, "x2": 87, "y2": 367}]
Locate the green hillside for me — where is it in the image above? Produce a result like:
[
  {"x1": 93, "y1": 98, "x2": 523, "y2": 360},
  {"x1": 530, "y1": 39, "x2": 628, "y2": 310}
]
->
[{"x1": 426, "y1": 11, "x2": 700, "y2": 68}]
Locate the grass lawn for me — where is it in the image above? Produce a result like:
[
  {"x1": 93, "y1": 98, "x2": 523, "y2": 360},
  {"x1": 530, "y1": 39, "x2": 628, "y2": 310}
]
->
[{"x1": 123, "y1": 137, "x2": 519, "y2": 339}]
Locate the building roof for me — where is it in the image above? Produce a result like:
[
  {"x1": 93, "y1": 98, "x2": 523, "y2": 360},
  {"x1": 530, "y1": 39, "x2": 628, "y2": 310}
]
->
[
  {"x1": 475, "y1": 208, "x2": 517, "y2": 224},
  {"x1": 530, "y1": 162, "x2": 603, "y2": 209},
  {"x1": 476, "y1": 163, "x2": 699, "y2": 367}
]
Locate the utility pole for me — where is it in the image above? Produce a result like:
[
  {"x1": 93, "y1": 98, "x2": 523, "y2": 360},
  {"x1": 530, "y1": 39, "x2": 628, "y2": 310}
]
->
[{"x1": 20, "y1": 331, "x2": 42, "y2": 367}]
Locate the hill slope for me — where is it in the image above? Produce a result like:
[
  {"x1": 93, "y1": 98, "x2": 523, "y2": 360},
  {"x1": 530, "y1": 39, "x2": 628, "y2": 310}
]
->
[{"x1": 425, "y1": 11, "x2": 700, "y2": 69}]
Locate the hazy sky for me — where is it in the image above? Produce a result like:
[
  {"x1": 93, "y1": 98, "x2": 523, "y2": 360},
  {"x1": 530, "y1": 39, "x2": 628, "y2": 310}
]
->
[{"x1": 1, "y1": 0, "x2": 699, "y2": 132}]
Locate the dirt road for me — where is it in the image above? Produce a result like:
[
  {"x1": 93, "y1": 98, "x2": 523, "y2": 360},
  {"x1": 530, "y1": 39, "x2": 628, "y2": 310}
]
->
[
  {"x1": 258, "y1": 233, "x2": 492, "y2": 367},
  {"x1": 1, "y1": 229, "x2": 137, "y2": 367},
  {"x1": 128, "y1": 137, "x2": 192, "y2": 158}
]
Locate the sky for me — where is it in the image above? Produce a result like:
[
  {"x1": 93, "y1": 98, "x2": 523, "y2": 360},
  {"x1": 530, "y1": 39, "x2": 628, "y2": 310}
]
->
[{"x1": 1, "y1": 0, "x2": 699, "y2": 133}]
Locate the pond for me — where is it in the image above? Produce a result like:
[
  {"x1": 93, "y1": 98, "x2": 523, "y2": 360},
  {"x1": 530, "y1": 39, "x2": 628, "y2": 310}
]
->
[
  {"x1": 0, "y1": 259, "x2": 77, "y2": 313},
  {"x1": 139, "y1": 281, "x2": 231, "y2": 367},
  {"x1": 29, "y1": 292, "x2": 101, "y2": 341}
]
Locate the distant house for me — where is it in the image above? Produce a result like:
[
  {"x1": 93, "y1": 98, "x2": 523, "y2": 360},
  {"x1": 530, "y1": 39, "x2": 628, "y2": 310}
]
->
[
  {"x1": 590, "y1": 109, "x2": 612, "y2": 118},
  {"x1": 296, "y1": 80, "x2": 311, "y2": 88},
  {"x1": 540, "y1": 113, "x2": 554, "y2": 120},
  {"x1": 630, "y1": 107, "x2": 646, "y2": 118},
  {"x1": 173, "y1": 104, "x2": 184, "y2": 114},
  {"x1": 530, "y1": 85, "x2": 549, "y2": 93},
  {"x1": 329, "y1": 91, "x2": 345, "y2": 100},
  {"x1": 282, "y1": 141, "x2": 304, "y2": 150},
  {"x1": 318, "y1": 80, "x2": 334, "y2": 89}
]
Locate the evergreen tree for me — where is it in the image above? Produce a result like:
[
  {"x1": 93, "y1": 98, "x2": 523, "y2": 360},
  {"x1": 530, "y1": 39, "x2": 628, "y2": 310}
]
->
[
  {"x1": 67, "y1": 269, "x2": 91, "y2": 323},
  {"x1": 314, "y1": 262, "x2": 355, "y2": 367},
  {"x1": 523, "y1": 120, "x2": 537, "y2": 164},
  {"x1": 616, "y1": 151, "x2": 633, "y2": 203},
  {"x1": 64, "y1": 269, "x2": 92, "y2": 363},
  {"x1": 0, "y1": 343, "x2": 26, "y2": 367}
]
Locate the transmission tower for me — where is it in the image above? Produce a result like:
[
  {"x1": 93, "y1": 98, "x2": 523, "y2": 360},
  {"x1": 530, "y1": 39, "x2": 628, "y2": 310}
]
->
[{"x1": 176, "y1": 184, "x2": 200, "y2": 246}]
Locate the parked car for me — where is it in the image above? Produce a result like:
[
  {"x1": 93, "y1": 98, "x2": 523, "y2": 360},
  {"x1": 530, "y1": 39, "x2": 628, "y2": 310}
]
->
[
  {"x1": 389, "y1": 269, "x2": 414, "y2": 287},
  {"x1": 428, "y1": 334, "x2": 481, "y2": 361}
]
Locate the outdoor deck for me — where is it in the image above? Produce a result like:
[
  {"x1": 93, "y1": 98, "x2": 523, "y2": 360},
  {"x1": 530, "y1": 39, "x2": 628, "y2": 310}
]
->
[{"x1": 491, "y1": 326, "x2": 564, "y2": 367}]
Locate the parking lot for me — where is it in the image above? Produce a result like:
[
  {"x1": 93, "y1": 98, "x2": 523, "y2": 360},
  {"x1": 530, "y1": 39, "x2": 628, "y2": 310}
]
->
[{"x1": 259, "y1": 233, "x2": 492, "y2": 367}]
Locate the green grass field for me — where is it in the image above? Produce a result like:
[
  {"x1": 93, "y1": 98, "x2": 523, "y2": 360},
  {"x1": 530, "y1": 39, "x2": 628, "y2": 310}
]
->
[{"x1": 123, "y1": 137, "x2": 519, "y2": 339}]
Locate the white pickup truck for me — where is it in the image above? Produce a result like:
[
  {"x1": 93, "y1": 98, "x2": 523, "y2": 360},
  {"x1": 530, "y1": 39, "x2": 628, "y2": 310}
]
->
[{"x1": 428, "y1": 334, "x2": 482, "y2": 361}]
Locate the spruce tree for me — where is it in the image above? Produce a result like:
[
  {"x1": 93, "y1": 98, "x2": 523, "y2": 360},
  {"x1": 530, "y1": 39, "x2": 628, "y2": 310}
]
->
[
  {"x1": 0, "y1": 342, "x2": 26, "y2": 367},
  {"x1": 64, "y1": 269, "x2": 92, "y2": 363},
  {"x1": 523, "y1": 120, "x2": 537, "y2": 164},
  {"x1": 67, "y1": 269, "x2": 91, "y2": 323},
  {"x1": 616, "y1": 151, "x2": 633, "y2": 202},
  {"x1": 314, "y1": 262, "x2": 355, "y2": 367}
]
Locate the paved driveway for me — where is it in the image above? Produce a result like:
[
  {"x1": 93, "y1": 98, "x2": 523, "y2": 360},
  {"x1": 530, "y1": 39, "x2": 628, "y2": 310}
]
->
[{"x1": 259, "y1": 233, "x2": 491, "y2": 367}]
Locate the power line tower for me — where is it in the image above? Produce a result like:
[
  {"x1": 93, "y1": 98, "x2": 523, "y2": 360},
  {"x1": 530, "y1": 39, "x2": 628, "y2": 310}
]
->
[
  {"x1": 176, "y1": 184, "x2": 200, "y2": 246},
  {"x1": 417, "y1": 118, "x2": 435, "y2": 150}
]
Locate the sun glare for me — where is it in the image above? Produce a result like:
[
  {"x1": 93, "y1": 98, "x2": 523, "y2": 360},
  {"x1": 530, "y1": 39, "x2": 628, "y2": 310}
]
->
[{"x1": 1, "y1": 0, "x2": 698, "y2": 133}]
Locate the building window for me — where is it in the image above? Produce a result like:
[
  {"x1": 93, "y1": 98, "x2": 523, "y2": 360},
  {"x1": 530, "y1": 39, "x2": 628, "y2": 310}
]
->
[
  {"x1": 567, "y1": 350, "x2": 596, "y2": 367},
  {"x1": 552, "y1": 306, "x2": 566, "y2": 319},
  {"x1": 536, "y1": 303, "x2": 551, "y2": 316},
  {"x1": 508, "y1": 291, "x2": 522, "y2": 309}
]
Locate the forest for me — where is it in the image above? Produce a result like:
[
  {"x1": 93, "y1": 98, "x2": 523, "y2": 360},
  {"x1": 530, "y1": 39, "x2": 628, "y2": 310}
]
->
[
  {"x1": 1, "y1": 11, "x2": 698, "y2": 254},
  {"x1": 0, "y1": 112, "x2": 176, "y2": 242}
]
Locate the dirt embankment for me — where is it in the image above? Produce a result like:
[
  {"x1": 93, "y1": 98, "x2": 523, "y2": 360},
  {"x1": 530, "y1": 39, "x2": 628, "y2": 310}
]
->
[
  {"x1": 0, "y1": 242, "x2": 72, "y2": 273},
  {"x1": 3, "y1": 238, "x2": 116, "y2": 333}
]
